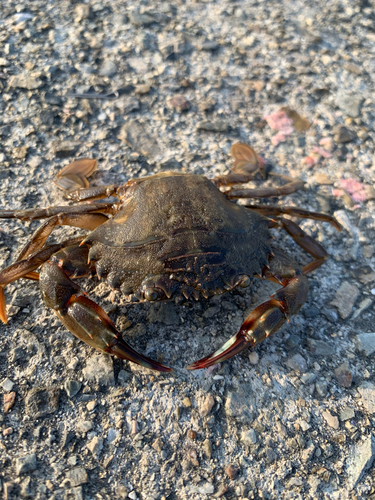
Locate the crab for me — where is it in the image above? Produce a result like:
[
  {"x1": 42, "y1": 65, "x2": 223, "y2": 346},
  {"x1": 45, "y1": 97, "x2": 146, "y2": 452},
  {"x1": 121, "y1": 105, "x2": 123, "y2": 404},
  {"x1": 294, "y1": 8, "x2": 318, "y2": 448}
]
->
[{"x1": 0, "y1": 168, "x2": 341, "y2": 372}]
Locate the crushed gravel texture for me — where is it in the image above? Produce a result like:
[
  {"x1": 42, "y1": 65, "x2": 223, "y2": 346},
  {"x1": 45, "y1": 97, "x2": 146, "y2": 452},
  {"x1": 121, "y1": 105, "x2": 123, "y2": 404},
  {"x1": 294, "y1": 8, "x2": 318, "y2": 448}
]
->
[{"x1": 1, "y1": 0, "x2": 375, "y2": 499}]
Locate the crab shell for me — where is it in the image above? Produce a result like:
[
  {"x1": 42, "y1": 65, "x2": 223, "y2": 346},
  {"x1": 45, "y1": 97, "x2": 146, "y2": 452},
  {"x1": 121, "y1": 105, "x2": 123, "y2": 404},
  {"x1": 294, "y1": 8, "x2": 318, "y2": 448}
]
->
[{"x1": 83, "y1": 173, "x2": 272, "y2": 301}]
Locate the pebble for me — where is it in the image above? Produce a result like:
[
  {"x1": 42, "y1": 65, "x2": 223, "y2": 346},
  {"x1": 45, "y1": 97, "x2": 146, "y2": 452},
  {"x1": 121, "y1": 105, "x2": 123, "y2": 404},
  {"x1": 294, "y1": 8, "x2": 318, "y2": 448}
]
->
[
  {"x1": 199, "y1": 393, "x2": 215, "y2": 417},
  {"x1": 357, "y1": 382, "x2": 375, "y2": 413},
  {"x1": 307, "y1": 339, "x2": 335, "y2": 357},
  {"x1": 196, "y1": 120, "x2": 229, "y2": 132},
  {"x1": 82, "y1": 355, "x2": 115, "y2": 386},
  {"x1": 315, "y1": 380, "x2": 328, "y2": 397},
  {"x1": 333, "y1": 125, "x2": 355, "y2": 144},
  {"x1": 135, "y1": 84, "x2": 151, "y2": 95},
  {"x1": 76, "y1": 420, "x2": 93, "y2": 434},
  {"x1": 339, "y1": 407, "x2": 355, "y2": 422},
  {"x1": 168, "y1": 95, "x2": 190, "y2": 112},
  {"x1": 1, "y1": 378, "x2": 14, "y2": 392},
  {"x1": 346, "y1": 435, "x2": 375, "y2": 490},
  {"x1": 52, "y1": 140, "x2": 81, "y2": 158},
  {"x1": 322, "y1": 410, "x2": 339, "y2": 429},
  {"x1": 87, "y1": 436, "x2": 103, "y2": 458},
  {"x1": 352, "y1": 298, "x2": 373, "y2": 319},
  {"x1": 241, "y1": 428, "x2": 257, "y2": 445},
  {"x1": 330, "y1": 282, "x2": 360, "y2": 319},
  {"x1": 285, "y1": 353, "x2": 308, "y2": 373},
  {"x1": 99, "y1": 60, "x2": 117, "y2": 77},
  {"x1": 356, "y1": 332, "x2": 375, "y2": 356},
  {"x1": 334, "y1": 362, "x2": 352, "y2": 388},
  {"x1": 16, "y1": 454, "x2": 37, "y2": 475},
  {"x1": 25, "y1": 387, "x2": 60, "y2": 419},
  {"x1": 129, "y1": 11, "x2": 157, "y2": 26},
  {"x1": 9, "y1": 74, "x2": 43, "y2": 90},
  {"x1": 202, "y1": 439, "x2": 212, "y2": 459},
  {"x1": 248, "y1": 351, "x2": 259, "y2": 365},
  {"x1": 225, "y1": 385, "x2": 256, "y2": 423},
  {"x1": 225, "y1": 464, "x2": 240, "y2": 480},
  {"x1": 65, "y1": 467, "x2": 88, "y2": 487},
  {"x1": 119, "y1": 120, "x2": 161, "y2": 158},
  {"x1": 64, "y1": 380, "x2": 82, "y2": 398},
  {"x1": 335, "y1": 92, "x2": 363, "y2": 118}
]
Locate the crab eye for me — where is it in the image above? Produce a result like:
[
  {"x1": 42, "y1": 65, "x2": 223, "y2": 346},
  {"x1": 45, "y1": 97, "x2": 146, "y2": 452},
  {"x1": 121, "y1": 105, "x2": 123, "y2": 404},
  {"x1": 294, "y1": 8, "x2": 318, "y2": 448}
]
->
[
  {"x1": 238, "y1": 276, "x2": 250, "y2": 288},
  {"x1": 144, "y1": 288, "x2": 164, "y2": 301}
]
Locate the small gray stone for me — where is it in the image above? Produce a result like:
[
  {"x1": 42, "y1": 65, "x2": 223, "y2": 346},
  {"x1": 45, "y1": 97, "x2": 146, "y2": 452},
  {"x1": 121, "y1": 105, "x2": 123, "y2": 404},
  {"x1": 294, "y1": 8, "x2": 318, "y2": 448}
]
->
[
  {"x1": 357, "y1": 382, "x2": 375, "y2": 413},
  {"x1": 129, "y1": 11, "x2": 157, "y2": 26},
  {"x1": 76, "y1": 420, "x2": 93, "y2": 434},
  {"x1": 301, "y1": 372, "x2": 317, "y2": 385},
  {"x1": 315, "y1": 379, "x2": 328, "y2": 397},
  {"x1": 119, "y1": 120, "x2": 161, "y2": 158},
  {"x1": 25, "y1": 387, "x2": 60, "y2": 419},
  {"x1": 339, "y1": 407, "x2": 355, "y2": 422},
  {"x1": 16, "y1": 454, "x2": 37, "y2": 475},
  {"x1": 356, "y1": 332, "x2": 375, "y2": 356},
  {"x1": 335, "y1": 92, "x2": 363, "y2": 118},
  {"x1": 65, "y1": 467, "x2": 88, "y2": 487},
  {"x1": 241, "y1": 428, "x2": 257, "y2": 445},
  {"x1": 197, "y1": 120, "x2": 229, "y2": 132},
  {"x1": 99, "y1": 60, "x2": 117, "y2": 77},
  {"x1": 286, "y1": 353, "x2": 307, "y2": 373},
  {"x1": 83, "y1": 355, "x2": 115, "y2": 386},
  {"x1": 347, "y1": 435, "x2": 375, "y2": 489},
  {"x1": 330, "y1": 282, "x2": 360, "y2": 319},
  {"x1": 225, "y1": 384, "x2": 256, "y2": 423},
  {"x1": 307, "y1": 339, "x2": 335, "y2": 357},
  {"x1": 64, "y1": 380, "x2": 82, "y2": 398},
  {"x1": 1, "y1": 378, "x2": 14, "y2": 392}
]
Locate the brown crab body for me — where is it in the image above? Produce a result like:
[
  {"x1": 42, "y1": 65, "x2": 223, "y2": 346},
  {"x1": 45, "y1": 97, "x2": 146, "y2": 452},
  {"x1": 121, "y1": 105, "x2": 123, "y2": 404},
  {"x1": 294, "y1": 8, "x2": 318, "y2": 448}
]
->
[
  {"x1": 0, "y1": 168, "x2": 341, "y2": 372},
  {"x1": 84, "y1": 173, "x2": 272, "y2": 301}
]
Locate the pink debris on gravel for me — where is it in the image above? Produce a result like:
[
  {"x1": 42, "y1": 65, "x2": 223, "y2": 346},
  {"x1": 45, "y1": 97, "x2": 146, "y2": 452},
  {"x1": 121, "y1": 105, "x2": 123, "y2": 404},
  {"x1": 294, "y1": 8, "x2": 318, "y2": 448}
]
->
[
  {"x1": 311, "y1": 146, "x2": 332, "y2": 158},
  {"x1": 339, "y1": 179, "x2": 367, "y2": 203},
  {"x1": 264, "y1": 110, "x2": 294, "y2": 146},
  {"x1": 302, "y1": 156, "x2": 318, "y2": 167}
]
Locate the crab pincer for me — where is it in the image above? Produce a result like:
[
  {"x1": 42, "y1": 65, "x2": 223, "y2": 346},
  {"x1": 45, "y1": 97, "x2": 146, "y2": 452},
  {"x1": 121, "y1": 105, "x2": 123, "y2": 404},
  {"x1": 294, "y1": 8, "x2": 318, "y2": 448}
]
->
[{"x1": 39, "y1": 261, "x2": 172, "y2": 372}]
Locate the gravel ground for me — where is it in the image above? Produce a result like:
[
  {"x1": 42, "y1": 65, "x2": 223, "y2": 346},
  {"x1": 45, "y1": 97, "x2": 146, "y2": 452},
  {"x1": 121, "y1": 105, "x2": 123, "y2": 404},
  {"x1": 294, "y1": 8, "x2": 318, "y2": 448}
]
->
[{"x1": 1, "y1": 0, "x2": 375, "y2": 499}]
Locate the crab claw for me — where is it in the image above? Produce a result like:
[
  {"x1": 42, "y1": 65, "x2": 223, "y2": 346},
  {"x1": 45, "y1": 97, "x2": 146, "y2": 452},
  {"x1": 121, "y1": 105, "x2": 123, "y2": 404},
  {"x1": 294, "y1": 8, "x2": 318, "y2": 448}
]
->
[
  {"x1": 187, "y1": 330, "x2": 250, "y2": 370},
  {"x1": 40, "y1": 261, "x2": 172, "y2": 372},
  {"x1": 57, "y1": 295, "x2": 173, "y2": 372},
  {"x1": 187, "y1": 299, "x2": 287, "y2": 370}
]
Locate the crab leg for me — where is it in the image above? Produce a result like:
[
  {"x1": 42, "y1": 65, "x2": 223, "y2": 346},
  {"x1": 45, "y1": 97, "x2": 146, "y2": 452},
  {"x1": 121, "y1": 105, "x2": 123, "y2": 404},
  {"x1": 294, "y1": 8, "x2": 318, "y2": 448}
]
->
[
  {"x1": 64, "y1": 185, "x2": 119, "y2": 202},
  {"x1": 39, "y1": 260, "x2": 172, "y2": 372},
  {"x1": 0, "y1": 202, "x2": 116, "y2": 221},
  {"x1": 270, "y1": 217, "x2": 335, "y2": 275},
  {"x1": 245, "y1": 205, "x2": 342, "y2": 231},
  {"x1": 188, "y1": 248, "x2": 309, "y2": 370},
  {"x1": 16, "y1": 212, "x2": 109, "y2": 261},
  {"x1": 0, "y1": 237, "x2": 83, "y2": 323},
  {"x1": 225, "y1": 180, "x2": 305, "y2": 199}
]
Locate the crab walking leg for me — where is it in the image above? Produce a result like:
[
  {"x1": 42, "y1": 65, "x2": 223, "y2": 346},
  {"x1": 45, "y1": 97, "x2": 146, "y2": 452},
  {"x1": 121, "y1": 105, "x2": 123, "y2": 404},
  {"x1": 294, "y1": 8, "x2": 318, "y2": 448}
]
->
[
  {"x1": 244, "y1": 205, "x2": 342, "y2": 232},
  {"x1": 16, "y1": 212, "x2": 109, "y2": 262},
  {"x1": 225, "y1": 180, "x2": 305, "y2": 199},
  {"x1": 64, "y1": 184, "x2": 119, "y2": 202},
  {"x1": 0, "y1": 202, "x2": 117, "y2": 221},
  {"x1": 0, "y1": 237, "x2": 84, "y2": 323},
  {"x1": 188, "y1": 249, "x2": 309, "y2": 370},
  {"x1": 271, "y1": 217, "x2": 332, "y2": 275},
  {"x1": 39, "y1": 261, "x2": 172, "y2": 372}
]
